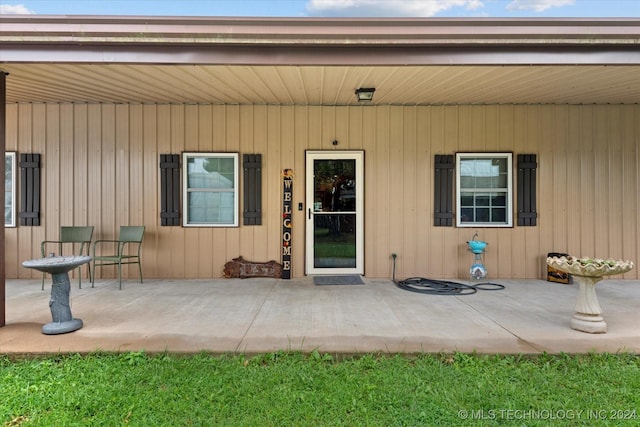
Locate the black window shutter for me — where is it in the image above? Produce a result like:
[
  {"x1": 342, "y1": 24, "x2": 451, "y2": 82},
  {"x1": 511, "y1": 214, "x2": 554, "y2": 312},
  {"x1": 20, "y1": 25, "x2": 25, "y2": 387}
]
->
[
  {"x1": 517, "y1": 154, "x2": 538, "y2": 226},
  {"x1": 19, "y1": 153, "x2": 41, "y2": 226},
  {"x1": 434, "y1": 154, "x2": 454, "y2": 227},
  {"x1": 243, "y1": 154, "x2": 262, "y2": 225},
  {"x1": 159, "y1": 154, "x2": 181, "y2": 226}
]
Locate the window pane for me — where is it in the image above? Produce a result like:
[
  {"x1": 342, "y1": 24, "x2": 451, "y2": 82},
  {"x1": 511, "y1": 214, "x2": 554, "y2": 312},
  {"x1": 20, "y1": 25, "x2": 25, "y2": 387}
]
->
[
  {"x1": 187, "y1": 192, "x2": 235, "y2": 224},
  {"x1": 188, "y1": 157, "x2": 234, "y2": 189},
  {"x1": 476, "y1": 208, "x2": 490, "y2": 222},
  {"x1": 460, "y1": 192, "x2": 474, "y2": 207},
  {"x1": 184, "y1": 153, "x2": 238, "y2": 226},
  {"x1": 313, "y1": 159, "x2": 356, "y2": 212},
  {"x1": 5, "y1": 153, "x2": 14, "y2": 226},
  {"x1": 492, "y1": 193, "x2": 506, "y2": 207},
  {"x1": 313, "y1": 214, "x2": 356, "y2": 268},
  {"x1": 493, "y1": 158, "x2": 507, "y2": 171},
  {"x1": 492, "y1": 208, "x2": 506, "y2": 222},
  {"x1": 459, "y1": 175, "x2": 475, "y2": 189},
  {"x1": 491, "y1": 173, "x2": 506, "y2": 188},
  {"x1": 460, "y1": 157, "x2": 508, "y2": 190},
  {"x1": 460, "y1": 208, "x2": 474, "y2": 223},
  {"x1": 218, "y1": 157, "x2": 235, "y2": 174},
  {"x1": 456, "y1": 153, "x2": 512, "y2": 227},
  {"x1": 475, "y1": 193, "x2": 490, "y2": 206},
  {"x1": 492, "y1": 158, "x2": 507, "y2": 188}
]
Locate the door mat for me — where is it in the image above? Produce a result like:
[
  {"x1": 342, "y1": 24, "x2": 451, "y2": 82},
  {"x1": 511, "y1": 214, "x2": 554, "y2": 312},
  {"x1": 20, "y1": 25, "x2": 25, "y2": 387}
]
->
[{"x1": 313, "y1": 275, "x2": 364, "y2": 286}]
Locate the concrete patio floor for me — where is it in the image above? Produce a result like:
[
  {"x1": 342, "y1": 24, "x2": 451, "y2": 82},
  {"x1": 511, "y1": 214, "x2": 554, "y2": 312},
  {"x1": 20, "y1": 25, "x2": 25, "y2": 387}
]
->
[{"x1": 1, "y1": 277, "x2": 639, "y2": 355}]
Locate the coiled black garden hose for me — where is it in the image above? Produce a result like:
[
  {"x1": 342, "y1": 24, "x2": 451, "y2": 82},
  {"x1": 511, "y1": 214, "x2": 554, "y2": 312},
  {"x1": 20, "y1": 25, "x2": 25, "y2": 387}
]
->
[{"x1": 391, "y1": 253, "x2": 504, "y2": 295}]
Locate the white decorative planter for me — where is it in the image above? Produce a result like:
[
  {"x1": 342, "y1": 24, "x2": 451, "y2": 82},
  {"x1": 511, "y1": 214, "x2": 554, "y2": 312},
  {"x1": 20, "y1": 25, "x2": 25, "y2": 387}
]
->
[{"x1": 546, "y1": 256, "x2": 634, "y2": 334}]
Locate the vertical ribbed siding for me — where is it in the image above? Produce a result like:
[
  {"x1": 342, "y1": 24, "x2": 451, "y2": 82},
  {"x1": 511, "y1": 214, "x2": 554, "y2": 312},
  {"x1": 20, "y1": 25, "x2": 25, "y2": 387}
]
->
[{"x1": 3, "y1": 104, "x2": 639, "y2": 280}]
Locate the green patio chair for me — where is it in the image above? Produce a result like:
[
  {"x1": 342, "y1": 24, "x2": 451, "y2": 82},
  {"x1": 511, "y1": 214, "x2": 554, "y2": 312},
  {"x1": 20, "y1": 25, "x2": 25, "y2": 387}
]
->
[
  {"x1": 91, "y1": 226, "x2": 145, "y2": 290},
  {"x1": 41, "y1": 226, "x2": 94, "y2": 290}
]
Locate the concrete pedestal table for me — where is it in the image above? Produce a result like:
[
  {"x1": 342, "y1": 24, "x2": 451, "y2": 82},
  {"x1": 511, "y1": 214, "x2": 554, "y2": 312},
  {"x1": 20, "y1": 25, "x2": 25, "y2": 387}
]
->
[
  {"x1": 22, "y1": 255, "x2": 92, "y2": 335},
  {"x1": 546, "y1": 256, "x2": 634, "y2": 334}
]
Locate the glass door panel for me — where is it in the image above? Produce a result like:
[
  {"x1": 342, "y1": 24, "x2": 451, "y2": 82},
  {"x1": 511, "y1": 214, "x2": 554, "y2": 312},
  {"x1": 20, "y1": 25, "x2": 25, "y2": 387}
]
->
[{"x1": 306, "y1": 151, "x2": 363, "y2": 275}]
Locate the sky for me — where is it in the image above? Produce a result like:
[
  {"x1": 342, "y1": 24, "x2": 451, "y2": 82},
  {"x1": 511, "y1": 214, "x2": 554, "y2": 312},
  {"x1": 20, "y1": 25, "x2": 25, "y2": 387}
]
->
[{"x1": 0, "y1": 0, "x2": 639, "y2": 17}]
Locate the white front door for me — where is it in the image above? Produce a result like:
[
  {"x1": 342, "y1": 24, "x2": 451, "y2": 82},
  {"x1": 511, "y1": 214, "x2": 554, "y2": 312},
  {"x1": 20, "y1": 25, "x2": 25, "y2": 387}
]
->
[{"x1": 305, "y1": 151, "x2": 364, "y2": 275}]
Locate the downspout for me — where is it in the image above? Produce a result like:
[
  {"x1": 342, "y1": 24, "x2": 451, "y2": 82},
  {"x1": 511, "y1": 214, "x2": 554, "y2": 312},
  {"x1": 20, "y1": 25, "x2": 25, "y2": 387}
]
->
[{"x1": 0, "y1": 71, "x2": 6, "y2": 327}]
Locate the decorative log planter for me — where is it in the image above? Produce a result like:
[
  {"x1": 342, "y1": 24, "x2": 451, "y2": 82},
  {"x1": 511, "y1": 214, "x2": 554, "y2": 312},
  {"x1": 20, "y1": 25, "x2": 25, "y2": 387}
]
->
[
  {"x1": 546, "y1": 256, "x2": 634, "y2": 334},
  {"x1": 223, "y1": 256, "x2": 283, "y2": 279}
]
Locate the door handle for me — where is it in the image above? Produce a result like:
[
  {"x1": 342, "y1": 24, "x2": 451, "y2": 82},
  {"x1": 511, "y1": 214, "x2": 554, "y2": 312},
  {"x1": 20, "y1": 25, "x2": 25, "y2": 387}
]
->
[{"x1": 308, "y1": 208, "x2": 311, "y2": 220}]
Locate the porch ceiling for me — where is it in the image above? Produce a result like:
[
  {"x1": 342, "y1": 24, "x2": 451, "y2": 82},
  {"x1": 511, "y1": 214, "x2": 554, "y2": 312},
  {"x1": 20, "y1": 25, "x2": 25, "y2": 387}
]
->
[{"x1": 3, "y1": 63, "x2": 640, "y2": 105}]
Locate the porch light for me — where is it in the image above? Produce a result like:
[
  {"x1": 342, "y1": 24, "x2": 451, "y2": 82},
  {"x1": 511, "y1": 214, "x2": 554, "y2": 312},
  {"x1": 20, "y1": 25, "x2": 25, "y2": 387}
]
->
[{"x1": 355, "y1": 87, "x2": 375, "y2": 102}]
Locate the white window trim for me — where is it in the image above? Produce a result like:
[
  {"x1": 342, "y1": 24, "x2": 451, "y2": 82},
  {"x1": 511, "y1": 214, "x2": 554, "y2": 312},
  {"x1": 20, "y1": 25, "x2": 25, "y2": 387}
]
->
[
  {"x1": 456, "y1": 152, "x2": 513, "y2": 228},
  {"x1": 182, "y1": 152, "x2": 239, "y2": 227},
  {"x1": 5, "y1": 152, "x2": 16, "y2": 228}
]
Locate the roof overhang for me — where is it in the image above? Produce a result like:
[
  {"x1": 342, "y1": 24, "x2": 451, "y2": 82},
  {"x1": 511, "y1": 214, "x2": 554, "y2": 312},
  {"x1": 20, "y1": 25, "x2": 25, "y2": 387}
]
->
[
  {"x1": 1, "y1": 16, "x2": 639, "y2": 104},
  {"x1": 2, "y1": 16, "x2": 639, "y2": 47}
]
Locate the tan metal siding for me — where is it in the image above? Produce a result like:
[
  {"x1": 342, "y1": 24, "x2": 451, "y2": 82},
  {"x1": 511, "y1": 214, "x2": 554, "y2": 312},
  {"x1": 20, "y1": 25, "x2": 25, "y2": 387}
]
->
[
  {"x1": 4, "y1": 105, "x2": 17, "y2": 277},
  {"x1": 5, "y1": 104, "x2": 639, "y2": 280},
  {"x1": 621, "y1": 106, "x2": 640, "y2": 280},
  {"x1": 142, "y1": 105, "x2": 160, "y2": 279}
]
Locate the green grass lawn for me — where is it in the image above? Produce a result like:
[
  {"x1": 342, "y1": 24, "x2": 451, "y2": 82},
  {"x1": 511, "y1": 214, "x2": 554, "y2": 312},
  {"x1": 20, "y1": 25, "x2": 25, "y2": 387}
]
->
[
  {"x1": 314, "y1": 227, "x2": 356, "y2": 258},
  {"x1": 2, "y1": 351, "x2": 638, "y2": 426}
]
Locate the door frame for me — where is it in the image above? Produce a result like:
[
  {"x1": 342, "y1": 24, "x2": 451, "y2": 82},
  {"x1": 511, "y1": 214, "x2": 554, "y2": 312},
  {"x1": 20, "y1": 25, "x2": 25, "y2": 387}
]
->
[{"x1": 305, "y1": 150, "x2": 364, "y2": 275}]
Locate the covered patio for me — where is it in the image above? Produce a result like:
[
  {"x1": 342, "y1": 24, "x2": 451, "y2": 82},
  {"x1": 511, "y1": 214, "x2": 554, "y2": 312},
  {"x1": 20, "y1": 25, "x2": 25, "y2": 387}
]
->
[
  {"x1": 2, "y1": 16, "x2": 639, "y2": 337},
  {"x1": 3, "y1": 277, "x2": 639, "y2": 355}
]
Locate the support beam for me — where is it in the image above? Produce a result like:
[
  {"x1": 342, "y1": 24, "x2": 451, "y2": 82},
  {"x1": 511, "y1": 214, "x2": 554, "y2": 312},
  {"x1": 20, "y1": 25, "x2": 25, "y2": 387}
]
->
[{"x1": 0, "y1": 71, "x2": 7, "y2": 327}]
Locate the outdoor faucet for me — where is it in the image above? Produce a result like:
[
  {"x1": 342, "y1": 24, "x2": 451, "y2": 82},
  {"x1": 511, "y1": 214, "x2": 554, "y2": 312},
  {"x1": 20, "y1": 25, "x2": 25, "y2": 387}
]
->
[{"x1": 471, "y1": 232, "x2": 478, "y2": 241}]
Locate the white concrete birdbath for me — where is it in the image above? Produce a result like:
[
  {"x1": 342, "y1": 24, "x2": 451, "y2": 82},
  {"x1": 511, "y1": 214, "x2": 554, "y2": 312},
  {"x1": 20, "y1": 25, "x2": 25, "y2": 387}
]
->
[
  {"x1": 546, "y1": 255, "x2": 634, "y2": 334},
  {"x1": 22, "y1": 255, "x2": 92, "y2": 335}
]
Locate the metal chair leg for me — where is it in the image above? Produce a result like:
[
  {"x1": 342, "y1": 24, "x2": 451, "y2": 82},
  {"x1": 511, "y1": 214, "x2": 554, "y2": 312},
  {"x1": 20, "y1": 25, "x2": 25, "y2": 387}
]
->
[
  {"x1": 118, "y1": 261, "x2": 123, "y2": 290},
  {"x1": 138, "y1": 262, "x2": 143, "y2": 283}
]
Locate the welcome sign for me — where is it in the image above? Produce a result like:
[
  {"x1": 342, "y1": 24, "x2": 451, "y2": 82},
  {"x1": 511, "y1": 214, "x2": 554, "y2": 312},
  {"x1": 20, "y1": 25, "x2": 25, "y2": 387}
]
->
[{"x1": 282, "y1": 169, "x2": 293, "y2": 279}]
